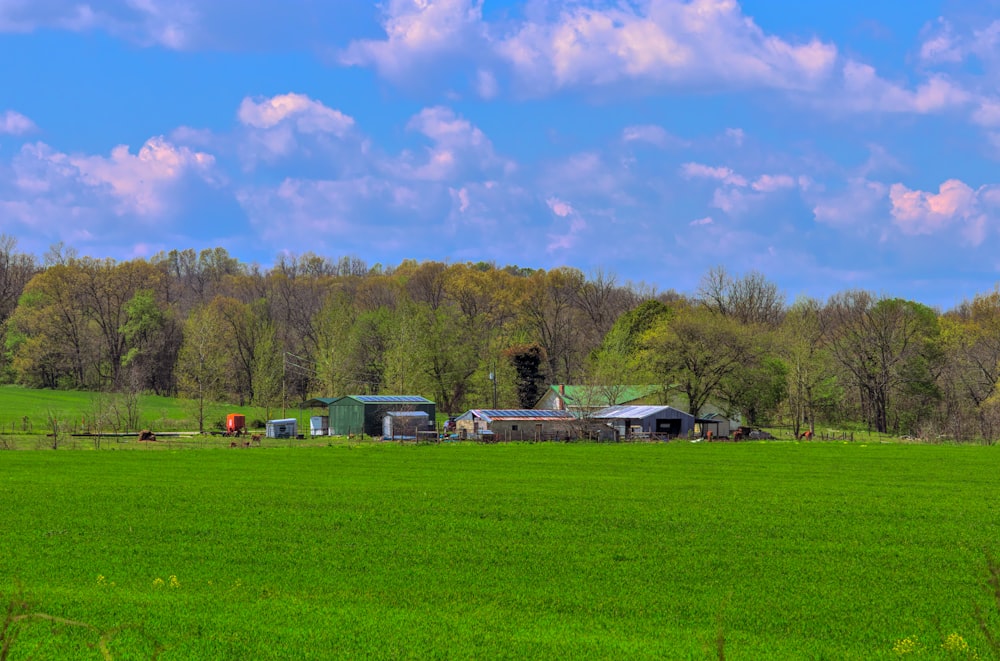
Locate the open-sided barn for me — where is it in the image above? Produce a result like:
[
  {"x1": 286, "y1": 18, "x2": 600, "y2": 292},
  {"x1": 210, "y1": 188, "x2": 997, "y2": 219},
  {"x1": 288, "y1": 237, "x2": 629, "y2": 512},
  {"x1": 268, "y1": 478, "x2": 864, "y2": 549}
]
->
[
  {"x1": 592, "y1": 405, "x2": 695, "y2": 439},
  {"x1": 455, "y1": 409, "x2": 576, "y2": 441}
]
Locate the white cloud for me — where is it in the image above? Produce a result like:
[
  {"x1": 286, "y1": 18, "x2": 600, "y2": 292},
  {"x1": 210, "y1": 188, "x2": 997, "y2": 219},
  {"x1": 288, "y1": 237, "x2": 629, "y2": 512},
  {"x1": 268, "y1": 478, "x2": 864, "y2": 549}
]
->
[
  {"x1": 0, "y1": 0, "x2": 198, "y2": 48},
  {"x1": 725, "y1": 128, "x2": 745, "y2": 146},
  {"x1": 690, "y1": 216, "x2": 714, "y2": 226},
  {"x1": 546, "y1": 197, "x2": 574, "y2": 218},
  {"x1": 751, "y1": 174, "x2": 796, "y2": 192},
  {"x1": 340, "y1": 0, "x2": 485, "y2": 80},
  {"x1": 391, "y1": 106, "x2": 511, "y2": 182},
  {"x1": 812, "y1": 178, "x2": 888, "y2": 229},
  {"x1": 622, "y1": 124, "x2": 684, "y2": 148},
  {"x1": 341, "y1": 0, "x2": 840, "y2": 98},
  {"x1": 14, "y1": 136, "x2": 215, "y2": 218},
  {"x1": 919, "y1": 19, "x2": 964, "y2": 64},
  {"x1": 476, "y1": 69, "x2": 499, "y2": 99},
  {"x1": 918, "y1": 17, "x2": 1000, "y2": 66},
  {"x1": 0, "y1": 110, "x2": 36, "y2": 135},
  {"x1": 889, "y1": 179, "x2": 987, "y2": 244},
  {"x1": 839, "y1": 61, "x2": 970, "y2": 113},
  {"x1": 973, "y1": 99, "x2": 1000, "y2": 128},
  {"x1": 238, "y1": 93, "x2": 354, "y2": 135},
  {"x1": 234, "y1": 94, "x2": 359, "y2": 167},
  {"x1": 681, "y1": 162, "x2": 747, "y2": 187},
  {"x1": 498, "y1": 0, "x2": 837, "y2": 94}
]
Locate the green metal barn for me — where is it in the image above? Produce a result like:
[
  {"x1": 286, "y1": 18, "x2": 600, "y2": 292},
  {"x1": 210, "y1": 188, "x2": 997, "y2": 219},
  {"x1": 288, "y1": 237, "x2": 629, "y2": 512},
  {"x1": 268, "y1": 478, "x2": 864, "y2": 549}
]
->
[{"x1": 327, "y1": 395, "x2": 436, "y2": 437}]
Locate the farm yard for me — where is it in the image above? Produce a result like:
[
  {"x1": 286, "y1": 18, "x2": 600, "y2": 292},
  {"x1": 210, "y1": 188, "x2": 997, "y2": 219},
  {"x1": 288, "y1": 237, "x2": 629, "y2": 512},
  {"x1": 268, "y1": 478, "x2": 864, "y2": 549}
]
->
[{"x1": 3, "y1": 442, "x2": 1000, "y2": 659}]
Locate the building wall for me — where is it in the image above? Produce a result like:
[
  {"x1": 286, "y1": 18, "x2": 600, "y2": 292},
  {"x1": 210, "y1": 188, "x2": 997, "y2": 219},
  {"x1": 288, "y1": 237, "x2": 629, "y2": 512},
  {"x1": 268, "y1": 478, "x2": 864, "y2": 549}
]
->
[
  {"x1": 364, "y1": 403, "x2": 435, "y2": 436},
  {"x1": 456, "y1": 417, "x2": 573, "y2": 440},
  {"x1": 328, "y1": 401, "x2": 365, "y2": 436},
  {"x1": 489, "y1": 420, "x2": 573, "y2": 440},
  {"x1": 534, "y1": 390, "x2": 565, "y2": 410}
]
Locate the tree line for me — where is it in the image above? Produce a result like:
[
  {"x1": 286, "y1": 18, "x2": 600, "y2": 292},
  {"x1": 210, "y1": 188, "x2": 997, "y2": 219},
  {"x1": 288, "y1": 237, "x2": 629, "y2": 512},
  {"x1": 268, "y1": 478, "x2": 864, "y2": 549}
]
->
[{"x1": 2, "y1": 235, "x2": 1000, "y2": 440}]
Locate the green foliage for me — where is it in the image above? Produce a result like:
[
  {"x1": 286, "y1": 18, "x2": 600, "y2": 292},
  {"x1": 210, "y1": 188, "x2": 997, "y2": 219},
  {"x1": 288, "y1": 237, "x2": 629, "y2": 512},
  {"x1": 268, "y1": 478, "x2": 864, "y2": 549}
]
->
[
  {"x1": 504, "y1": 343, "x2": 548, "y2": 408},
  {"x1": 2, "y1": 444, "x2": 1000, "y2": 658},
  {"x1": 640, "y1": 306, "x2": 754, "y2": 417}
]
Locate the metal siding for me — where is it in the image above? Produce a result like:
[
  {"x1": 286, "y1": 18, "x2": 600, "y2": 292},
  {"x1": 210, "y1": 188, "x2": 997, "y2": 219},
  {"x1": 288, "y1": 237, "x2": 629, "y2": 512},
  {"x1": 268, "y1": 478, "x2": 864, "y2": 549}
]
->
[{"x1": 328, "y1": 399, "x2": 365, "y2": 436}]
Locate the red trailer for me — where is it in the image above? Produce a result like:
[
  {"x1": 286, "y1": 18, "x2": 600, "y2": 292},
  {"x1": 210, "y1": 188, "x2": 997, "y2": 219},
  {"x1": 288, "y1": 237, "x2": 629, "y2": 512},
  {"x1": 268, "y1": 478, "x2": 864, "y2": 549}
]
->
[{"x1": 226, "y1": 414, "x2": 246, "y2": 436}]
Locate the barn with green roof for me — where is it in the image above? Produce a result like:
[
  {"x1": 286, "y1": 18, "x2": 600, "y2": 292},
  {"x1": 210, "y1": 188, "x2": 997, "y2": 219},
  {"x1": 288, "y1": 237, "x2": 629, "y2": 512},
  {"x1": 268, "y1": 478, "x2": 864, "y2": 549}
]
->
[{"x1": 326, "y1": 395, "x2": 436, "y2": 437}]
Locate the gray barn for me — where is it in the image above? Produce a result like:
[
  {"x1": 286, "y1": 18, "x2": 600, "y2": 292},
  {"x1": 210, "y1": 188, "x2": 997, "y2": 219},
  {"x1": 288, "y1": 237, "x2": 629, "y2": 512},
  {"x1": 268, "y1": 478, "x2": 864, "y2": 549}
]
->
[{"x1": 592, "y1": 405, "x2": 695, "y2": 439}]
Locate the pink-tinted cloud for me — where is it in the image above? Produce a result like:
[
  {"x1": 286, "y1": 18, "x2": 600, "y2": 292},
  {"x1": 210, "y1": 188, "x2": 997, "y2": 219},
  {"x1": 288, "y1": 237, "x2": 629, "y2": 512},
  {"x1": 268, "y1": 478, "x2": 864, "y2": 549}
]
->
[
  {"x1": 546, "y1": 197, "x2": 574, "y2": 218},
  {"x1": 545, "y1": 197, "x2": 586, "y2": 253},
  {"x1": 14, "y1": 136, "x2": 215, "y2": 218},
  {"x1": 681, "y1": 162, "x2": 747, "y2": 187},
  {"x1": 889, "y1": 179, "x2": 987, "y2": 244},
  {"x1": 622, "y1": 124, "x2": 686, "y2": 148},
  {"x1": 973, "y1": 99, "x2": 1000, "y2": 128},
  {"x1": 238, "y1": 93, "x2": 355, "y2": 134},
  {"x1": 839, "y1": 61, "x2": 970, "y2": 113},
  {"x1": 812, "y1": 178, "x2": 888, "y2": 229},
  {"x1": 0, "y1": 110, "x2": 36, "y2": 135},
  {"x1": 751, "y1": 174, "x2": 796, "y2": 192},
  {"x1": 340, "y1": 0, "x2": 485, "y2": 80},
  {"x1": 918, "y1": 17, "x2": 1000, "y2": 66},
  {"x1": 499, "y1": 0, "x2": 837, "y2": 94},
  {"x1": 393, "y1": 106, "x2": 510, "y2": 181},
  {"x1": 235, "y1": 93, "x2": 359, "y2": 167},
  {"x1": 0, "y1": 0, "x2": 197, "y2": 48}
]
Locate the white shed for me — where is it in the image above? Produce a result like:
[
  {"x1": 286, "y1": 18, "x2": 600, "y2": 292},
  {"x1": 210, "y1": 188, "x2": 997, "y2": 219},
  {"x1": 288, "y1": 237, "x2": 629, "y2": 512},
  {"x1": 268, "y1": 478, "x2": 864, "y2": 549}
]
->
[
  {"x1": 266, "y1": 418, "x2": 298, "y2": 439},
  {"x1": 382, "y1": 411, "x2": 430, "y2": 439}
]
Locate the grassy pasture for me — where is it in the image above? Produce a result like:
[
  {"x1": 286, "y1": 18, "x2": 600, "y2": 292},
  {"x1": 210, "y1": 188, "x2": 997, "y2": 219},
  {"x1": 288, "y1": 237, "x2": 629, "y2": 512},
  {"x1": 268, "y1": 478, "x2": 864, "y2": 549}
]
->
[
  {"x1": 2, "y1": 442, "x2": 1000, "y2": 659},
  {"x1": 0, "y1": 385, "x2": 271, "y2": 436}
]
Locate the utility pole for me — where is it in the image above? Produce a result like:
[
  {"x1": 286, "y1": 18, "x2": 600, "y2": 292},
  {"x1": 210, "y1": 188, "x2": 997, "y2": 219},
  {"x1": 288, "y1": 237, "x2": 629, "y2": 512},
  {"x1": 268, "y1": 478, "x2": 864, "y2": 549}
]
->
[{"x1": 489, "y1": 362, "x2": 497, "y2": 409}]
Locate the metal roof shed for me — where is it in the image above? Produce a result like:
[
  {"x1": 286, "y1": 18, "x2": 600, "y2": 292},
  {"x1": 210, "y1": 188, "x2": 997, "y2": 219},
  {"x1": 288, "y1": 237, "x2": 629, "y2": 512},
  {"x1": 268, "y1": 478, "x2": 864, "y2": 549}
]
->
[
  {"x1": 592, "y1": 405, "x2": 695, "y2": 439},
  {"x1": 266, "y1": 418, "x2": 298, "y2": 439},
  {"x1": 382, "y1": 411, "x2": 431, "y2": 439},
  {"x1": 455, "y1": 409, "x2": 576, "y2": 441},
  {"x1": 328, "y1": 395, "x2": 436, "y2": 437}
]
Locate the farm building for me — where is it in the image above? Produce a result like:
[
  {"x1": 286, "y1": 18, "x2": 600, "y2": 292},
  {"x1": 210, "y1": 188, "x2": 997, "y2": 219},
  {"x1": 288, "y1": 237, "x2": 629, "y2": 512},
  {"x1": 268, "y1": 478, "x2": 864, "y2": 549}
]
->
[
  {"x1": 382, "y1": 411, "x2": 431, "y2": 439},
  {"x1": 695, "y1": 412, "x2": 733, "y2": 438},
  {"x1": 266, "y1": 418, "x2": 298, "y2": 439},
  {"x1": 324, "y1": 395, "x2": 436, "y2": 437},
  {"x1": 309, "y1": 416, "x2": 329, "y2": 436},
  {"x1": 455, "y1": 409, "x2": 576, "y2": 441},
  {"x1": 535, "y1": 384, "x2": 660, "y2": 416},
  {"x1": 592, "y1": 405, "x2": 695, "y2": 439}
]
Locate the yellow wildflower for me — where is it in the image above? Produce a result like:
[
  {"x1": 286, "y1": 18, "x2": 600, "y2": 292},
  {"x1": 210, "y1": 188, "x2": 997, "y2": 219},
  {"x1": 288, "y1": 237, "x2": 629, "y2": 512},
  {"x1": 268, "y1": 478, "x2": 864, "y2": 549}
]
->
[
  {"x1": 893, "y1": 635, "x2": 923, "y2": 656},
  {"x1": 942, "y1": 633, "x2": 977, "y2": 659}
]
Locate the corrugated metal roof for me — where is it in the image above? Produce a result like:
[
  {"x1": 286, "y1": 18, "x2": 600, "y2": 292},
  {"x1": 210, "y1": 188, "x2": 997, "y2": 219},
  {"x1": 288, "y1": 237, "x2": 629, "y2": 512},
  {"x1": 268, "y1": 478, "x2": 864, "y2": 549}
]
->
[
  {"x1": 385, "y1": 411, "x2": 429, "y2": 418},
  {"x1": 469, "y1": 409, "x2": 575, "y2": 422},
  {"x1": 593, "y1": 405, "x2": 692, "y2": 420},
  {"x1": 351, "y1": 395, "x2": 433, "y2": 404}
]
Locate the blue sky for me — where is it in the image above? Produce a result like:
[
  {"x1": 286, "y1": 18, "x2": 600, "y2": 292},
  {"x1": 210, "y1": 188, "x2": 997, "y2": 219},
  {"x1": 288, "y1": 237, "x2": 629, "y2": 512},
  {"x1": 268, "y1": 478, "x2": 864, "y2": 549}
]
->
[{"x1": 2, "y1": 0, "x2": 1000, "y2": 308}]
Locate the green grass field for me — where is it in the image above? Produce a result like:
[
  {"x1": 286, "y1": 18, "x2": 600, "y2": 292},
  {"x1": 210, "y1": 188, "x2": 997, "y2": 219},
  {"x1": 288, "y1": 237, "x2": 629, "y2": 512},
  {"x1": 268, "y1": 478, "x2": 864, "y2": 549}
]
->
[
  {"x1": 0, "y1": 384, "x2": 282, "y2": 437},
  {"x1": 3, "y1": 442, "x2": 999, "y2": 659}
]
